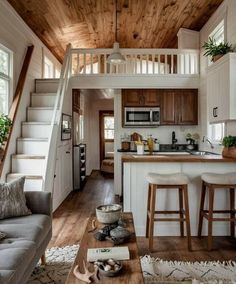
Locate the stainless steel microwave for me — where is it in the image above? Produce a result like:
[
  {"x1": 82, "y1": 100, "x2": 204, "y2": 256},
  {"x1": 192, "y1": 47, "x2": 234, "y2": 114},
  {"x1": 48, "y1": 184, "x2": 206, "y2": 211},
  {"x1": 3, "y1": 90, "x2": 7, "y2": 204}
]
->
[{"x1": 124, "y1": 107, "x2": 160, "y2": 127}]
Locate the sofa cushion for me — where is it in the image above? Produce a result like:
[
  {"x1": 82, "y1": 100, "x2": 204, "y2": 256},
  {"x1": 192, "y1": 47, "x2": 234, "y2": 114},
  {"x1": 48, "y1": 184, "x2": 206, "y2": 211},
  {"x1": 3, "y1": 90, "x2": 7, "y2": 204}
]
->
[
  {"x1": 0, "y1": 270, "x2": 15, "y2": 284},
  {"x1": 0, "y1": 215, "x2": 51, "y2": 249},
  {"x1": 0, "y1": 239, "x2": 36, "y2": 283},
  {"x1": 0, "y1": 177, "x2": 31, "y2": 220},
  {"x1": 0, "y1": 232, "x2": 6, "y2": 241}
]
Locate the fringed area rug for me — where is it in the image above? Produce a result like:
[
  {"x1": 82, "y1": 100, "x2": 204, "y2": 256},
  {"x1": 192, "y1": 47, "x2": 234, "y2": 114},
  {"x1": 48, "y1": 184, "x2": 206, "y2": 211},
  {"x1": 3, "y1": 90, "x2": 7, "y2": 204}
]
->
[
  {"x1": 28, "y1": 245, "x2": 236, "y2": 284},
  {"x1": 141, "y1": 255, "x2": 236, "y2": 284},
  {"x1": 27, "y1": 245, "x2": 79, "y2": 284}
]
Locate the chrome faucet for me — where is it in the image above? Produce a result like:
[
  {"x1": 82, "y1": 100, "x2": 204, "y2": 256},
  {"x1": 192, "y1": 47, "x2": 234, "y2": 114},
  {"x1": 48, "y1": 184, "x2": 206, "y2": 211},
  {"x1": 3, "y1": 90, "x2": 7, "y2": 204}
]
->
[{"x1": 202, "y1": 136, "x2": 214, "y2": 149}]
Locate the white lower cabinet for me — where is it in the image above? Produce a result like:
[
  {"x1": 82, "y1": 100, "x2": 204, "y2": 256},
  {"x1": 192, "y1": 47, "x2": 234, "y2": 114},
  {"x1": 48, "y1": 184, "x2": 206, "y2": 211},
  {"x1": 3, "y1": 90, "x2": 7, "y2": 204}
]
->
[
  {"x1": 207, "y1": 53, "x2": 236, "y2": 123},
  {"x1": 53, "y1": 143, "x2": 72, "y2": 211}
]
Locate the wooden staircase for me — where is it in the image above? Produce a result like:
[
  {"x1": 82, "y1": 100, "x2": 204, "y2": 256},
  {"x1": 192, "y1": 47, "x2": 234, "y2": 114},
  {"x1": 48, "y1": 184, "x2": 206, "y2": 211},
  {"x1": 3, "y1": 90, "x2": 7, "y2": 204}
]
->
[{"x1": 7, "y1": 79, "x2": 59, "y2": 191}]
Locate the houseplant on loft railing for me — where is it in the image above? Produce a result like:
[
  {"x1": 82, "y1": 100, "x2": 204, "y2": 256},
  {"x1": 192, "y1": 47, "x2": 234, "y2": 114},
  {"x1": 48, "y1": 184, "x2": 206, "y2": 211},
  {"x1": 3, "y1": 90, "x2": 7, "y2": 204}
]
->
[
  {"x1": 222, "y1": 135, "x2": 236, "y2": 158},
  {"x1": 0, "y1": 114, "x2": 12, "y2": 159},
  {"x1": 202, "y1": 37, "x2": 233, "y2": 62}
]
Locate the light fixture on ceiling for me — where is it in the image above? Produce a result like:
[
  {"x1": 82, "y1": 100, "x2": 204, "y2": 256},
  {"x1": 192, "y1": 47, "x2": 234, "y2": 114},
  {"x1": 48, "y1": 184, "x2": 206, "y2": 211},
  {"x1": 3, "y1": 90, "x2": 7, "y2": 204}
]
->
[{"x1": 107, "y1": 0, "x2": 125, "y2": 64}]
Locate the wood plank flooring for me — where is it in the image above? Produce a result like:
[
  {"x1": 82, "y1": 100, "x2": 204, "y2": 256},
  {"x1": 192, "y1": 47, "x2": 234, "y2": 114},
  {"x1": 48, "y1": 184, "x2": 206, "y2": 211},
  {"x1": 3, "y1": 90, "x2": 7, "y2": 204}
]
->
[{"x1": 49, "y1": 171, "x2": 236, "y2": 261}]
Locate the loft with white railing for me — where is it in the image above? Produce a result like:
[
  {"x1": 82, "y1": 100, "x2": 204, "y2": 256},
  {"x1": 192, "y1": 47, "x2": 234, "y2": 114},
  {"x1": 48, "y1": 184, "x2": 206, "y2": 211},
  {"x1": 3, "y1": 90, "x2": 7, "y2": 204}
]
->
[
  {"x1": 43, "y1": 44, "x2": 200, "y2": 194},
  {"x1": 70, "y1": 48, "x2": 199, "y2": 76}
]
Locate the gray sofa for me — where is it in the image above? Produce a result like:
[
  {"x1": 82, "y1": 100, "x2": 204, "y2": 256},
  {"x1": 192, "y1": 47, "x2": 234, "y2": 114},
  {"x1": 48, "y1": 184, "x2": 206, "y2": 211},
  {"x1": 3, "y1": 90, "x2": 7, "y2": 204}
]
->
[{"x1": 0, "y1": 191, "x2": 52, "y2": 284}]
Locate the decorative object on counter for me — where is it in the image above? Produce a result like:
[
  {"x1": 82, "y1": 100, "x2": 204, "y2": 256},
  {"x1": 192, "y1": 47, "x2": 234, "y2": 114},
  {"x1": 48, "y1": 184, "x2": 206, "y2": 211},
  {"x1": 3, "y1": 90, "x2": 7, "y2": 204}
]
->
[
  {"x1": 153, "y1": 139, "x2": 160, "y2": 151},
  {"x1": 135, "y1": 138, "x2": 144, "y2": 155},
  {"x1": 73, "y1": 260, "x2": 99, "y2": 283},
  {"x1": 222, "y1": 135, "x2": 236, "y2": 158},
  {"x1": 121, "y1": 140, "x2": 130, "y2": 151},
  {"x1": 96, "y1": 204, "x2": 122, "y2": 224},
  {"x1": 186, "y1": 133, "x2": 200, "y2": 150},
  {"x1": 94, "y1": 259, "x2": 122, "y2": 277},
  {"x1": 130, "y1": 132, "x2": 142, "y2": 142},
  {"x1": 202, "y1": 37, "x2": 233, "y2": 62},
  {"x1": 147, "y1": 134, "x2": 154, "y2": 154}
]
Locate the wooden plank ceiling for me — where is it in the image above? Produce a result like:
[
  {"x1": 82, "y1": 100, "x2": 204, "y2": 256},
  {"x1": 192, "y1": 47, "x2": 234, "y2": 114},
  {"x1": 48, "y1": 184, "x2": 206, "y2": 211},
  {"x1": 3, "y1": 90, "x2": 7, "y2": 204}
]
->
[{"x1": 8, "y1": 0, "x2": 223, "y2": 63}]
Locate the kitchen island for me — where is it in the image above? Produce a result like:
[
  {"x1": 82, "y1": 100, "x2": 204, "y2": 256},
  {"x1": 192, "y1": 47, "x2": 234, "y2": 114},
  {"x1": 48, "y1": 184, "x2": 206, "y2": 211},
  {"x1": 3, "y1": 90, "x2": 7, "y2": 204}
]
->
[{"x1": 122, "y1": 153, "x2": 236, "y2": 236}]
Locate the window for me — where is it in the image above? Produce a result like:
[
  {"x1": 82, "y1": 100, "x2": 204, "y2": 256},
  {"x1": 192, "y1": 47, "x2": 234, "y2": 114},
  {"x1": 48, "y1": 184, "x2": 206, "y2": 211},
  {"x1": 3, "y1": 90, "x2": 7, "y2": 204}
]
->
[
  {"x1": 209, "y1": 20, "x2": 224, "y2": 44},
  {"x1": 44, "y1": 56, "x2": 54, "y2": 78},
  {"x1": 208, "y1": 20, "x2": 225, "y2": 66},
  {"x1": 0, "y1": 45, "x2": 12, "y2": 114},
  {"x1": 104, "y1": 116, "x2": 114, "y2": 140},
  {"x1": 55, "y1": 68, "x2": 60, "y2": 78},
  {"x1": 209, "y1": 122, "x2": 225, "y2": 143}
]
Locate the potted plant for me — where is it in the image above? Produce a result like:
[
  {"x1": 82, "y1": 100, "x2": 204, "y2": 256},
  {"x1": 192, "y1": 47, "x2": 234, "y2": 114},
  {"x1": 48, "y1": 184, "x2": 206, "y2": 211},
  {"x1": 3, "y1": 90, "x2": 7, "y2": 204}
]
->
[
  {"x1": 0, "y1": 114, "x2": 12, "y2": 157},
  {"x1": 202, "y1": 37, "x2": 233, "y2": 62},
  {"x1": 222, "y1": 135, "x2": 236, "y2": 158}
]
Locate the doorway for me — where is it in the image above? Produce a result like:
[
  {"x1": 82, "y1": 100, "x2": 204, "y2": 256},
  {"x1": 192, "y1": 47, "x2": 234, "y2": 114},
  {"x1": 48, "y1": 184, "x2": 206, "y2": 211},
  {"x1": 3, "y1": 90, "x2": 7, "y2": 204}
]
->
[{"x1": 99, "y1": 110, "x2": 114, "y2": 174}]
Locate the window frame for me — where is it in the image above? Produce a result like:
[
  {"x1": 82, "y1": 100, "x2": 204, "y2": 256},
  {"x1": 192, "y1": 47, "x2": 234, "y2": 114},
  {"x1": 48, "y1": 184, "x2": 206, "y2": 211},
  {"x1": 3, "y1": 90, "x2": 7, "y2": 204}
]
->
[
  {"x1": 0, "y1": 44, "x2": 13, "y2": 114},
  {"x1": 104, "y1": 115, "x2": 114, "y2": 142},
  {"x1": 209, "y1": 122, "x2": 225, "y2": 144}
]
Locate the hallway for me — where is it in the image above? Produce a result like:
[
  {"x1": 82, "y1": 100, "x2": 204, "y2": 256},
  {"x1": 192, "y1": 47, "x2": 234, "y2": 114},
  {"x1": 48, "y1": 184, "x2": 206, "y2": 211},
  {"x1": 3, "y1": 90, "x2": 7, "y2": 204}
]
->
[{"x1": 49, "y1": 171, "x2": 236, "y2": 261}]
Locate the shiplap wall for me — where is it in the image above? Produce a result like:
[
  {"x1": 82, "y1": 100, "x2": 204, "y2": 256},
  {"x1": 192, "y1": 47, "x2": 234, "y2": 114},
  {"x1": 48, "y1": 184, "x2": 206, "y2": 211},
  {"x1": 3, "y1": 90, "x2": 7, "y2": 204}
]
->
[
  {"x1": 199, "y1": 0, "x2": 236, "y2": 154},
  {"x1": 0, "y1": 0, "x2": 61, "y2": 181}
]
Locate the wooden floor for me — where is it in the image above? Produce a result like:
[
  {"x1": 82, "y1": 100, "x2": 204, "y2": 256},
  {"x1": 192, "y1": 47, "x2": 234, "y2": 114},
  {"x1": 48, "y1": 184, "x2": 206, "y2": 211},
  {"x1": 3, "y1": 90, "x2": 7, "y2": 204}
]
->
[{"x1": 49, "y1": 171, "x2": 236, "y2": 261}]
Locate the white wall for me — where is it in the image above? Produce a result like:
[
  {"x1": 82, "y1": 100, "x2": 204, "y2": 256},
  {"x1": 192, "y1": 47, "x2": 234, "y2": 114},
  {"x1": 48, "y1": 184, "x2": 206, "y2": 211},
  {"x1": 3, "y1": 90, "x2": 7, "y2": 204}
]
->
[
  {"x1": 198, "y1": 0, "x2": 236, "y2": 152},
  {"x1": 0, "y1": 0, "x2": 61, "y2": 181}
]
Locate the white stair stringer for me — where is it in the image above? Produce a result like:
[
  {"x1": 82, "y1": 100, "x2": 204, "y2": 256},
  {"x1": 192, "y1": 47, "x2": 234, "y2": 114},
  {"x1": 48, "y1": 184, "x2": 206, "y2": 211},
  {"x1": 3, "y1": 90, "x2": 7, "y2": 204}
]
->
[{"x1": 7, "y1": 79, "x2": 59, "y2": 191}]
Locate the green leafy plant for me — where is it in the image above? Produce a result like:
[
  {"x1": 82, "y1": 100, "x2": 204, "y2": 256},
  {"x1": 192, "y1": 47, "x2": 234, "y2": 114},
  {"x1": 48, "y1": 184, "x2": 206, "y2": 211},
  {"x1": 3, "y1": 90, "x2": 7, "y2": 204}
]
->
[
  {"x1": 202, "y1": 37, "x2": 233, "y2": 61},
  {"x1": 222, "y1": 135, "x2": 236, "y2": 148},
  {"x1": 0, "y1": 114, "x2": 12, "y2": 148}
]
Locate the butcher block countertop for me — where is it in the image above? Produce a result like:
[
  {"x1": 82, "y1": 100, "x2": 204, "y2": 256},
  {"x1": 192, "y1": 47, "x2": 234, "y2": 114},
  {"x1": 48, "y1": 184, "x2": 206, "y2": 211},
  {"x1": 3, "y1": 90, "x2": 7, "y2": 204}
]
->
[{"x1": 122, "y1": 153, "x2": 236, "y2": 163}]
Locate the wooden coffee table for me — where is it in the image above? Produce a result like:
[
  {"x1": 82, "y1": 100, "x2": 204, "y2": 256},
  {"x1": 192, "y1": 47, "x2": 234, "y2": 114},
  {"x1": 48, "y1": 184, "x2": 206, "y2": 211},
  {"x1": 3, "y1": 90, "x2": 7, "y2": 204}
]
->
[{"x1": 66, "y1": 212, "x2": 144, "y2": 284}]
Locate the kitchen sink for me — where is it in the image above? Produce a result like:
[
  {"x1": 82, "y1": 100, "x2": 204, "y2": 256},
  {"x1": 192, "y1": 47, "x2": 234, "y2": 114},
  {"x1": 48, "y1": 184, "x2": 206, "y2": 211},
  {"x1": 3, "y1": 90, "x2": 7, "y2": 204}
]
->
[
  {"x1": 132, "y1": 152, "x2": 190, "y2": 158},
  {"x1": 190, "y1": 151, "x2": 220, "y2": 156}
]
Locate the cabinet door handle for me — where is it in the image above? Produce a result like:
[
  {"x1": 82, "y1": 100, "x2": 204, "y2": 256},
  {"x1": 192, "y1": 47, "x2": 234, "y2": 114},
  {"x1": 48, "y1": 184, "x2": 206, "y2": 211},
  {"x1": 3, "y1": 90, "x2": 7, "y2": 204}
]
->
[
  {"x1": 66, "y1": 151, "x2": 70, "y2": 154},
  {"x1": 213, "y1": 107, "x2": 218, "y2": 118}
]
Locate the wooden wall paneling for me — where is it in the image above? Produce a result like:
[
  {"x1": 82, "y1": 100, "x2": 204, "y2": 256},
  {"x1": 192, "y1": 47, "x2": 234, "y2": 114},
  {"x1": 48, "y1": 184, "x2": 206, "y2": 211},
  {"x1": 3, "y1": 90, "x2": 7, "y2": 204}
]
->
[{"x1": 7, "y1": 0, "x2": 224, "y2": 62}]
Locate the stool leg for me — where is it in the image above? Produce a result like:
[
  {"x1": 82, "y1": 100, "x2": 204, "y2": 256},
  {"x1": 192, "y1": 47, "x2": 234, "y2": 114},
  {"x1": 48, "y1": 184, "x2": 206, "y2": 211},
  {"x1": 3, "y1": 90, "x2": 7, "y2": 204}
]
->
[
  {"x1": 230, "y1": 188, "x2": 235, "y2": 238},
  {"x1": 149, "y1": 184, "x2": 156, "y2": 252},
  {"x1": 183, "y1": 185, "x2": 192, "y2": 251},
  {"x1": 178, "y1": 187, "x2": 184, "y2": 237},
  {"x1": 198, "y1": 181, "x2": 206, "y2": 238},
  {"x1": 146, "y1": 183, "x2": 151, "y2": 238},
  {"x1": 208, "y1": 186, "x2": 215, "y2": 251}
]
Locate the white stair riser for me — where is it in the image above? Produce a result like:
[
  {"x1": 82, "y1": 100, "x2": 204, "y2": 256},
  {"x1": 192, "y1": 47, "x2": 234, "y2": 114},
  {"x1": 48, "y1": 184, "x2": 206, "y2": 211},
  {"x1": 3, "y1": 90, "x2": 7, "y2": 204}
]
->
[
  {"x1": 31, "y1": 95, "x2": 56, "y2": 107},
  {"x1": 7, "y1": 177, "x2": 43, "y2": 191},
  {"x1": 27, "y1": 109, "x2": 53, "y2": 122},
  {"x1": 12, "y1": 158, "x2": 45, "y2": 175},
  {"x1": 35, "y1": 80, "x2": 58, "y2": 93},
  {"x1": 17, "y1": 141, "x2": 48, "y2": 155},
  {"x1": 22, "y1": 124, "x2": 50, "y2": 138}
]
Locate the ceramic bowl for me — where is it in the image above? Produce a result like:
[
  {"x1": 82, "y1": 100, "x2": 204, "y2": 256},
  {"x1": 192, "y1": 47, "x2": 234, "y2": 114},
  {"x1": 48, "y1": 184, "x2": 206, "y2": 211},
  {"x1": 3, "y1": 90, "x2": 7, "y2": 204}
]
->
[
  {"x1": 96, "y1": 204, "x2": 122, "y2": 224},
  {"x1": 97, "y1": 260, "x2": 122, "y2": 277}
]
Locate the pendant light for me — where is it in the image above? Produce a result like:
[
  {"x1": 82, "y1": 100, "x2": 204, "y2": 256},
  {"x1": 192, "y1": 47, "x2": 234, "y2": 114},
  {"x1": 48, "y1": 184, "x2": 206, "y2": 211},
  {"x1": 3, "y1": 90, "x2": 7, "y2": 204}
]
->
[{"x1": 107, "y1": 0, "x2": 125, "y2": 64}]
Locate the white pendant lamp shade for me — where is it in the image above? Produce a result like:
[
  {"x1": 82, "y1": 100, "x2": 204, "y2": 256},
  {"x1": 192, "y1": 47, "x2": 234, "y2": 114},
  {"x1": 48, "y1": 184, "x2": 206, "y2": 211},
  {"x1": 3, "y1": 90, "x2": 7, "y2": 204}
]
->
[{"x1": 107, "y1": 42, "x2": 125, "y2": 64}]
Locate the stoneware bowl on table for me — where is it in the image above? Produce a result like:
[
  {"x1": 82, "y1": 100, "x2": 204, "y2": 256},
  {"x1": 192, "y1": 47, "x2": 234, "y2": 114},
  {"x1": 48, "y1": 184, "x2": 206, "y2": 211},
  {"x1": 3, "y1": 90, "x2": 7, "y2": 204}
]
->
[
  {"x1": 95, "y1": 259, "x2": 122, "y2": 277},
  {"x1": 96, "y1": 204, "x2": 122, "y2": 224}
]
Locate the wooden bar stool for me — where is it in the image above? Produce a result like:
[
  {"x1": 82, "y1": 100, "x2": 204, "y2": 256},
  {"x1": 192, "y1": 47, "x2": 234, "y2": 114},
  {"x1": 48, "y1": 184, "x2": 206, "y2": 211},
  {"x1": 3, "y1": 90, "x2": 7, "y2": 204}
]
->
[
  {"x1": 198, "y1": 172, "x2": 236, "y2": 251},
  {"x1": 146, "y1": 173, "x2": 192, "y2": 252}
]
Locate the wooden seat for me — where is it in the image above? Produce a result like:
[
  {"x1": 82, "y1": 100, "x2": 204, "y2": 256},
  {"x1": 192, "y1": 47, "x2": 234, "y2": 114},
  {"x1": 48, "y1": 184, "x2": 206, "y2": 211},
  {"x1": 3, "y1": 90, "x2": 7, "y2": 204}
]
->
[
  {"x1": 145, "y1": 173, "x2": 192, "y2": 252},
  {"x1": 198, "y1": 172, "x2": 236, "y2": 251}
]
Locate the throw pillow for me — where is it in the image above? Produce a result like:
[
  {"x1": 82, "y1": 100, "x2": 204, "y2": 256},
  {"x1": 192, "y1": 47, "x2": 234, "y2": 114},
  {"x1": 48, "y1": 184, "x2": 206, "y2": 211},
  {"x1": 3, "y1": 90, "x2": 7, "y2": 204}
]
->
[
  {"x1": 0, "y1": 232, "x2": 6, "y2": 241},
  {"x1": 0, "y1": 177, "x2": 31, "y2": 219}
]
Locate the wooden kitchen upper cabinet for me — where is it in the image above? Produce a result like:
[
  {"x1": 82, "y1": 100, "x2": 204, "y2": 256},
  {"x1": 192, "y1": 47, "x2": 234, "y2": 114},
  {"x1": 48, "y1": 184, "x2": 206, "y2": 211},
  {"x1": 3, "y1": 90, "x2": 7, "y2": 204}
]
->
[
  {"x1": 160, "y1": 90, "x2": 176, "y2": 124},
  {"x1": 178, "y1": 89, "x2": 198, "y2": 125},
  {"x1": 122, "y1": 89, "x2": 160, "y2": 107},
  {"x1": 72, "y1": 89, "x2": 80, "y2": 113},
  {"x1": 142, "y1": 89, "x2": 160, "y2": 106},
  {"x1": 160, "y1": 89, "x2": 198, "y2": 125}
]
